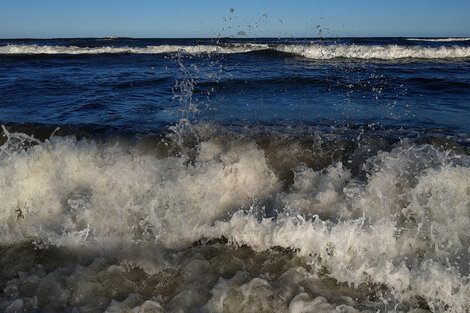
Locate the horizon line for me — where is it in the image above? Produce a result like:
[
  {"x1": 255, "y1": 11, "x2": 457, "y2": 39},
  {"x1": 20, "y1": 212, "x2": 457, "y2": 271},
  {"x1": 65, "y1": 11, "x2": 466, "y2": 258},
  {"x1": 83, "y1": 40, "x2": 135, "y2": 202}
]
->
[{"x1": 2, "y1": 35, "x2": 470, "y2": 40}]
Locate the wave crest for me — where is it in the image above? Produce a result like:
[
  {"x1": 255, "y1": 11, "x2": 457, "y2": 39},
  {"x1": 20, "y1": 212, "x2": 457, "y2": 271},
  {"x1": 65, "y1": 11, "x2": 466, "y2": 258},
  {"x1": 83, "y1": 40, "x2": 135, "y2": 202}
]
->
[
  {"x1": 407, "y1": 37, "x2": 470, "y2": 42},
  {"x1": 2, "y1": 43, "x2": 470, "y2": 60}
]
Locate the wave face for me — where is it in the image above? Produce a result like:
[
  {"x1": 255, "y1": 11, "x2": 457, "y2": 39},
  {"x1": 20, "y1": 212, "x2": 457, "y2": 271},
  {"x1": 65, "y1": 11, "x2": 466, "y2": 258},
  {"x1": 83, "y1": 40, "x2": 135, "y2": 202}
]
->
[
  {"x1": 1, "y1": 126, "x2": 469, "y2": 313},
  {"x1": 2, "y1": 42, "x2": 470, "y2": 59}
]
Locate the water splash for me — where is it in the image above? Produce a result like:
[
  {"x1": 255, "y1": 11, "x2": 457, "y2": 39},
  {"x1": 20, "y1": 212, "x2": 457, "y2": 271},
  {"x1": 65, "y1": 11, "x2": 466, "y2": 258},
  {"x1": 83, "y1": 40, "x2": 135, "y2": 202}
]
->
[
  {"x1": 168, "y1": 51, "x2": 200, "y2": 148},
  {"x1": 0, "y1": 125, "x2": 41, "y2": 158}
]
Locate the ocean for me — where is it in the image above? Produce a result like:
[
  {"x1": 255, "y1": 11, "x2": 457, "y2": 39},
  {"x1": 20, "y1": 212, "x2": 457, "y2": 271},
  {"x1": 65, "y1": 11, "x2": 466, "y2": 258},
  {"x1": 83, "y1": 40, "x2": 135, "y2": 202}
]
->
[{"x1": 0, "y1": 37, "x2": 469, "y2": 312}]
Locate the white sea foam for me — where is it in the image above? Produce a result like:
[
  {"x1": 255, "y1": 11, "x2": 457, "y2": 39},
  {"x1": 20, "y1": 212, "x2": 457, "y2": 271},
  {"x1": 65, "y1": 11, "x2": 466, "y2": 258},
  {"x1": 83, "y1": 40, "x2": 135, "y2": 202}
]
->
[
  {"x1": 0, "y1": 43, "x2": 268, "y2": 55},
  {"x1": 407, "y1": 37, "x2": 470, "y2": 42},
  {"x1": 1, "y1": 129, "x2": 469, "y2": 312},
  {"x1": 2, "y1": 43, "x2": 470, "y2": 60},
  {"x1": 275, "y1": 44, "x2": 470, "y2": 60}
]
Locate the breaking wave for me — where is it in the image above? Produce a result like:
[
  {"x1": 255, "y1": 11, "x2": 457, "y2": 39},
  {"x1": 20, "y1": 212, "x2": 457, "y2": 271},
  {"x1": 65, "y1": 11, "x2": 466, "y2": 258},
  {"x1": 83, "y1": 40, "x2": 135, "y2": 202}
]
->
[
  {"x1": 2, "y1": 43, "x2": 470, "y2": 60},
  {"x1": 1, "y1": 125, "x2": 469, "y2": 312},
  {"x1": 0, "y1": 43, "x2": 269, "y2": 55},
  {"x1": 407, "y1": 37, "x2": 470, "y2": 42}
]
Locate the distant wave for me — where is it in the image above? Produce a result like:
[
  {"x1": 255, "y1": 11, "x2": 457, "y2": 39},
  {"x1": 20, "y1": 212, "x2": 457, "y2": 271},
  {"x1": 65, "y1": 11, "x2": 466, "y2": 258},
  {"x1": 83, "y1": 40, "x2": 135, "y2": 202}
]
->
[
  {"x1": 0, "y1": 43, "x2": 269, "y2": 55},
  {"x1": 276, "y1": 44, "x2": 470, "y2": 60},
  {"x1": 406, "y1": 37, "x2": 470, "y2": 42},
  {"x1": 1, "y1": 43, "x2": 470, "y2": 60}
]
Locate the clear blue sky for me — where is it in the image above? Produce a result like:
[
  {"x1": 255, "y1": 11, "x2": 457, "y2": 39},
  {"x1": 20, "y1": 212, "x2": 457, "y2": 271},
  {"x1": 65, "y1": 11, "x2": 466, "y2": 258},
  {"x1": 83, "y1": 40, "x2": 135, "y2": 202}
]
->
[{"x1": 0, "y1": 0, "x2": 469, "y2": 38}]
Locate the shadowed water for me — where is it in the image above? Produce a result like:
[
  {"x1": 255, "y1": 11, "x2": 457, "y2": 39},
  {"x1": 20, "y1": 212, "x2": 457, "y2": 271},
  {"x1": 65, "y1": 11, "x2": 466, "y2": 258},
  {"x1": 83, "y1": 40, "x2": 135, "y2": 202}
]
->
[{"x1": 1, "y1": 37, "x2": 470, "y2": 312}]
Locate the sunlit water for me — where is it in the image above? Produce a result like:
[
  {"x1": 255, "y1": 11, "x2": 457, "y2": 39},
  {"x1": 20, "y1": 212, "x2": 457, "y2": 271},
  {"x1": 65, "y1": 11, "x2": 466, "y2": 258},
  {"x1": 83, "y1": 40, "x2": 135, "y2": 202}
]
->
[{"x1": 1, "y1": 37, "x2": 469, "y2": 313}]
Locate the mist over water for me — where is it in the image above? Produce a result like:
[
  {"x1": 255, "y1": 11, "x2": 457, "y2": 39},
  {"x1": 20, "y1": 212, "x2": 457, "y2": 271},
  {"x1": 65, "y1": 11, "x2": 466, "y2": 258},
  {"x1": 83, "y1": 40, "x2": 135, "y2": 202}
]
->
[{"x1": 1, "y1": 37, "x2": 470, "y2": 313}]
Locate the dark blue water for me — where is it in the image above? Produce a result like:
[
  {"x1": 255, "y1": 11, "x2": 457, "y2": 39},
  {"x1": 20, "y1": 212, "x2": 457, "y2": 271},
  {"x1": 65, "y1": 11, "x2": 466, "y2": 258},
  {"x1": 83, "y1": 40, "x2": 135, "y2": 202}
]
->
[
  {"x1": 1, "y1": 37, "x2": 470, "y2": 138},
  {"x1": 2, "y1": 37, "x2": 470, "y2": 313}
]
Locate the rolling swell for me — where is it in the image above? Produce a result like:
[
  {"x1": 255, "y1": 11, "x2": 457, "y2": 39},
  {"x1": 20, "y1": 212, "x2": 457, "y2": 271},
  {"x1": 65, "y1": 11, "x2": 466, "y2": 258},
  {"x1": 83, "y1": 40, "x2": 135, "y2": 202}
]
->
[
  {"x1": 2, "y1": 42, "x2": 470, "y2": 60},
  {"x1": 407, "y1": 37, "x2": 470, "y2": 42}
]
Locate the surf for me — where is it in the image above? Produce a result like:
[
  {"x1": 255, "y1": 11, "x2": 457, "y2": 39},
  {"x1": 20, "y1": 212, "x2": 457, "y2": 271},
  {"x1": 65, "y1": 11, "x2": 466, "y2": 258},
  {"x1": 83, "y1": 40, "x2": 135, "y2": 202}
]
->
[
  {"x1": 1, "y1": 123, "x2": 469, "y2": 312},
  {"x1": 2, "y1": 42, "x2": 470, "y2": 60}
]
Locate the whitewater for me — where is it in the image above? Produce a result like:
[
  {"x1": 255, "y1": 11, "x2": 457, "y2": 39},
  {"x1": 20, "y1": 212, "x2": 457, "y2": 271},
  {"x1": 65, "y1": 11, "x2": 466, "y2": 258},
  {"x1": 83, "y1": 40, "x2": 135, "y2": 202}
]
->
[
  {"x1": 1, "y1": 37, "x2": 469, "y2": 313},
  {"x1": 2, "y1": 42, "x2": 470, "y2": 60},
  {"x1": 1, "y1": 125, "x2": 469, "y2": 312}
]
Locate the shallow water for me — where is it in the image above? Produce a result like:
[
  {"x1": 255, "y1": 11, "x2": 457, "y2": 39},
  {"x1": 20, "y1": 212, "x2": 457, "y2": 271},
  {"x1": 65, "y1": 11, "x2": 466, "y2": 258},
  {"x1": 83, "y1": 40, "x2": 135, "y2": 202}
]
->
[{"x1": 1, "y1": 37, "x2": 469, "y2": 312}]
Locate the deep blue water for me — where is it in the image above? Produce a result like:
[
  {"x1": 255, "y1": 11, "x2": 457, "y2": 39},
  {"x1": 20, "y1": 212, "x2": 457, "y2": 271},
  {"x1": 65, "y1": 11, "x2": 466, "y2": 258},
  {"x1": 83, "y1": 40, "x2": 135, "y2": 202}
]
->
[
  {"x1": 1, "y1": 37, "x2": 470, "y2": 138},
  {"x1": 2, "y1": 38, "x2": 470, "y2": 313}
]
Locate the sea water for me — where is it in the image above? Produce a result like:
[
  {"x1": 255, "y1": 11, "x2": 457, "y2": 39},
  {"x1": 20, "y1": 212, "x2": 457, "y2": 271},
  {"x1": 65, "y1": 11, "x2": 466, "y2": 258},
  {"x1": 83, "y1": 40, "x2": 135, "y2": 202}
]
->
[{"x1": 0, "y1": 37, "x2": 469, "y2": 313}]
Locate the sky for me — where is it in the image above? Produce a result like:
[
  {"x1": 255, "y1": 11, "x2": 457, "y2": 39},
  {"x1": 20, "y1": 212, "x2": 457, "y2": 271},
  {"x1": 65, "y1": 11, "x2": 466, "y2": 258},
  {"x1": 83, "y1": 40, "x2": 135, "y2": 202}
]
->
[{"x1": 0, "y1": 0, "x2": 469, "y2": 38}]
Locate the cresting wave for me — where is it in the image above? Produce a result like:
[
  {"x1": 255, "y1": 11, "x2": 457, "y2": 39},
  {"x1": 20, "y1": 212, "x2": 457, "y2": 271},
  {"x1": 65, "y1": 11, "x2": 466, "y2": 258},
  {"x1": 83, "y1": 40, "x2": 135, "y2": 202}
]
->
[
  {"x1": 1, "y1": 126, "x2": 469, "y2": 312},
  {"x1": 406, "y1": 37, "x2": 470, "y2": 42},
  {"x1": 0, "y1": 43, "x2": 269, "y2": 55},
  {"x1": 2, "y1": 43, "x2": 470, "y2": 59}
]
